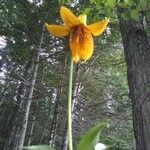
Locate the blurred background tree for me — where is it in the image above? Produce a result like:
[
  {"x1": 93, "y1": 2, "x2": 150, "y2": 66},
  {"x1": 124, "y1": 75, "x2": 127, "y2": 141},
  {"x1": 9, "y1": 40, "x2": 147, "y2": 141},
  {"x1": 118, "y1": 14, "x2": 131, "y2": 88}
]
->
[{"x1": 0, "y1": 0, "x2": 149, "y2": 150}]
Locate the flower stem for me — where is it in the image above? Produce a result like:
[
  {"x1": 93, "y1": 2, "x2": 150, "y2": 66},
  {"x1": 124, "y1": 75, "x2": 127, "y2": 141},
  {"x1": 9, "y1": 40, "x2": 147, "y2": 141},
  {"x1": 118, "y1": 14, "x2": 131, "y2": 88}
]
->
[{"x1": 68, "y1": 58, "x2": 74, "y2": 150}]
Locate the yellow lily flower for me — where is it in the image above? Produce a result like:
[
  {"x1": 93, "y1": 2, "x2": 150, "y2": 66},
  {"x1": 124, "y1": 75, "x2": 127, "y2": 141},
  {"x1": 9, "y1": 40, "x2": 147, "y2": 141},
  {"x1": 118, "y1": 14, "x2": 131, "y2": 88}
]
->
[{"x1": 46, "y1": 6, "x2": 108, "y2": 63}]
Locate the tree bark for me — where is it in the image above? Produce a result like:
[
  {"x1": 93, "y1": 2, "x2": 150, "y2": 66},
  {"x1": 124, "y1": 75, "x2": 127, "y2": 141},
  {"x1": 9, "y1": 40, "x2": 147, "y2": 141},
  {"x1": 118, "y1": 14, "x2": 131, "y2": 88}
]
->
[
  {"x1": 0, "y1": 63, "x2": 30, "y2": 150},
  {"x1": 27, "y1": 99, "x2": 39, "y2": 146},
  {"x1": 50, "y1": 56, "x2": 68, "y2": 150},
  {"x1": 119, "y1": 15, "x2": 150, "y2": 149},
  {"x1": 16, "y1": 52, "x2": 39, "y2": 150}
]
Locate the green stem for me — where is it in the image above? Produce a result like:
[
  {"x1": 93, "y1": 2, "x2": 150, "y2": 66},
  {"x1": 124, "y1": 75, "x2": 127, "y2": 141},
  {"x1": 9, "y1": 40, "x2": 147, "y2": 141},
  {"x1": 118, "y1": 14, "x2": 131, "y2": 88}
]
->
[{"x1": 68, "y1": 58, "x2": 74, "y2": 150}]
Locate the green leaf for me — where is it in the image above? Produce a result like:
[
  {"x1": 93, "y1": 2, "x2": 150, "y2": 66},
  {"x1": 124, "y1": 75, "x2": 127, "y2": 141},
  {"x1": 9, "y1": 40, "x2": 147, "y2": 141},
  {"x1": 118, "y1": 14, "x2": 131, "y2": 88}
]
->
[
  {"x1": 83, "y1": 8, "x2": 92, "y2": 15},
  {"x1": 77, "y1": 123, "x2": 108, "y2": 150},
  {"x1": 139, "y1": 0, "x2": 147, "y2": 10},
  {"x1": 23, "y1": 145, "x2": 54, "y2": 150},
  {"x1": 130, "y1": 9, "x2": 139, "y2": 20},
  {"x1": 106, "y1": 0, "x2": 116, "y2": 7}
]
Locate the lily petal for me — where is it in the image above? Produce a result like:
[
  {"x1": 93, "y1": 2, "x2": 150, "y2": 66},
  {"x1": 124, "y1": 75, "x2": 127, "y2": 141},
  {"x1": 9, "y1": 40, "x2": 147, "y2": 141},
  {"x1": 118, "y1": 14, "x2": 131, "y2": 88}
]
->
[
  {"x1": 60, "y1": 6, "x2": 81, "y2": 27},
  {"x1": 78, "y1": 14, "x2": 87, "y2": 26},
  {"x1": 70, "y1": 25, "x2": 94, "y2": 62},
  {"x1": 45, "y1": 23, "x2": 70, "y2": 37},
  {"x1": 87, "y1": 18, "x2": 108, "y2": 36}
]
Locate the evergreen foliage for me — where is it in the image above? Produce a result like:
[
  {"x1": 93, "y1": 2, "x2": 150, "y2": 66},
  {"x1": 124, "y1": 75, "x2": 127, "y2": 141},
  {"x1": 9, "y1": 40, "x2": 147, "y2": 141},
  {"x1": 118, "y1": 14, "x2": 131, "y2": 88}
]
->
[{"x1": 0, "y1": 0, "x2": 149, "y2": 149}]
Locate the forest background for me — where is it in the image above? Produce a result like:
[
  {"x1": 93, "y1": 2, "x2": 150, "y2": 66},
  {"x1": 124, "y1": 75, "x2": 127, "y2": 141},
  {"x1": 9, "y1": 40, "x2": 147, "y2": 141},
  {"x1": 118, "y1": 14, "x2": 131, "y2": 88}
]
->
[{"x1": 0, "y1": 0, "x2": 150, "y2": 150}]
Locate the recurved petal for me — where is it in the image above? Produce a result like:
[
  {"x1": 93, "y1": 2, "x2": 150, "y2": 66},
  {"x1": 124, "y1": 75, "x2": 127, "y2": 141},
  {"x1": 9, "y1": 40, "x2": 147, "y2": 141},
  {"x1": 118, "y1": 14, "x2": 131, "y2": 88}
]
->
[
  {"x1": 70, "y1": 25, "x2": 94, "y2": 62},
  {"x1": 87, "y1": 18, "x2": 108, "y2": 36},
  {"x1": 45, "y1": 23, "x2": 70, "y2": 37},
  {"x1": 78, "y1": 14, "x2": 87, "y2": 26},
  {"x1": 60, "y1": 6, "x2": 81, "y2": 27}
]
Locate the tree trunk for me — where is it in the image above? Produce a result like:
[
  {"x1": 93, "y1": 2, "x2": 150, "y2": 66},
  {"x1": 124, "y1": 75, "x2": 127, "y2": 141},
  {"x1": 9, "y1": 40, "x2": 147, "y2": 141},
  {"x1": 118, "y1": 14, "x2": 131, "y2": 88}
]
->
[
  {"x1": 119, "y1": 15, "x2": 150, "y2": 149},
  {"x1": 16, "y1": 52, "x2": 39, "y2": 150},
  {"x1": 0, "y1": 63, "x2": 30, "y2": 150},
  {"x1": 49, "y1": 57, "x2": 67, "y2": 146},
  {"x1": 52, "y1": 62, "x2": 67, "y2": 149},
  {"x1": 27, "y1": 99, "x2": 39, "y2": 146}
]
